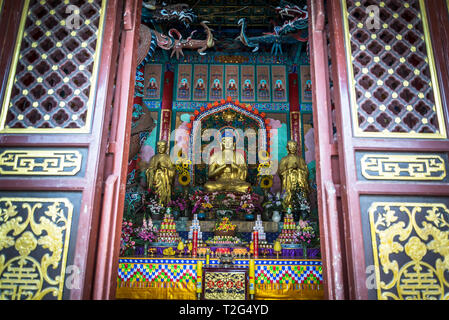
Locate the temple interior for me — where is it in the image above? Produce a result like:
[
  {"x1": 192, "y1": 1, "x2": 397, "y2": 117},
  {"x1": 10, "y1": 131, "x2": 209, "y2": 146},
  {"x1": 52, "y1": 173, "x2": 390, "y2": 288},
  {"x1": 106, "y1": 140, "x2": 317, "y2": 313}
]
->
[{"x1": 118, "y1": 0, "x2": 322, "y2": 300}]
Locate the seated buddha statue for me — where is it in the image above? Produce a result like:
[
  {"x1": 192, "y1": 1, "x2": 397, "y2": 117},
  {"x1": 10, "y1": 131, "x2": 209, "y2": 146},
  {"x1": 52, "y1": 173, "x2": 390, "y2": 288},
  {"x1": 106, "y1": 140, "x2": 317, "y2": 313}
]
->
[{"x1": 204, "y1": 135, "x2": 251, "y2": 193}]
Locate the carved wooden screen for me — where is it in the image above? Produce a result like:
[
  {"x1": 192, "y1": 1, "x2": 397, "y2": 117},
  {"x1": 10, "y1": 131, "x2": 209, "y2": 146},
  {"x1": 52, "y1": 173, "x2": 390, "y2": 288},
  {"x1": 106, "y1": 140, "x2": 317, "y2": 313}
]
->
[
  {"x1": 325, "y1": 0, "x2": 449, "y2": 299},
  {"x1": 0, "y1": 0, "x2": 134, "y2": 299}
]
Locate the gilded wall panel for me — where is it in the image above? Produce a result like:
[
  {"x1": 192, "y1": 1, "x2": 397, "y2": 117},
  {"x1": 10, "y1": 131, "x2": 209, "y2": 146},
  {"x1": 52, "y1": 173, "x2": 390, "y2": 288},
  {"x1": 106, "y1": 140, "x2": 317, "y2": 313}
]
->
[
  {"x1": 361, "y1": 197, "x2": 449, "y2": 300},
  {"x1": 0, "y1": 195, "x2": 79, "y2": 300},
  {"x1": 356, "y1": 152, "x2": 448, "y2": 182},
  {"x1": 0, "y1": 149, "x2": 85, "y2": 176}
]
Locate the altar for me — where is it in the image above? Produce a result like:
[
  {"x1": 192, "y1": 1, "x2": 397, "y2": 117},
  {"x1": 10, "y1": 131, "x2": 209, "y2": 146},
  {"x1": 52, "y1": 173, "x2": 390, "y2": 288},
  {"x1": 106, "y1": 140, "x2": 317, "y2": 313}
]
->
[
  {"x1": 116, "y1": 257, "x2": 324, "y2": 300},
  {"x1": 121, "y1": 86, "x2": 319, "y2": 301}
]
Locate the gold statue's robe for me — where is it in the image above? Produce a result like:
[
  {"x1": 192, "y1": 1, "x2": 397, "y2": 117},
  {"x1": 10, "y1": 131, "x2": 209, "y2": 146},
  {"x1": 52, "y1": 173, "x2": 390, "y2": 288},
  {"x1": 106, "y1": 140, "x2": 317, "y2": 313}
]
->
[
  {"x1": 204, "y1": 151, "x2": 251, "y2": 193},
  {"x1": 146, "y1": 153, "x2": 175, "y2": 206},
  {"x1": 279, "y1": 153, "x2": 310, "y2": 208}
]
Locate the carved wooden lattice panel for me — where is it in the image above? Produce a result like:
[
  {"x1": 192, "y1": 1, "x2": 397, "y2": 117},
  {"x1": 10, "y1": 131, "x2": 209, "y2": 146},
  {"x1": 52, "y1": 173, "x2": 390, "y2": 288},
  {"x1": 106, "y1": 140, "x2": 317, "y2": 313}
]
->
[
  {"x1": 342, "y1": 0, "x2": 447, "y2": 138},
  {"x1": 0, "y1": 0, "x2": 106, "y2": 133}
]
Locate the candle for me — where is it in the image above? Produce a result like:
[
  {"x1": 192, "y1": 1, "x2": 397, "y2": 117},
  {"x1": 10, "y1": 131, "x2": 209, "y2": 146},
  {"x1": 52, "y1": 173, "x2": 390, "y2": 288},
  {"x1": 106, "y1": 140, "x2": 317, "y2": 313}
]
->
[
  {"x1": 206, "y1": 251, "x2": 210, "y2": 265},
  {"x1": 253, "y1": 231, "x2": 259, "y2": 259},
  {"x1": 192, "y1": 230, "x2": 198, "y2": 258}
]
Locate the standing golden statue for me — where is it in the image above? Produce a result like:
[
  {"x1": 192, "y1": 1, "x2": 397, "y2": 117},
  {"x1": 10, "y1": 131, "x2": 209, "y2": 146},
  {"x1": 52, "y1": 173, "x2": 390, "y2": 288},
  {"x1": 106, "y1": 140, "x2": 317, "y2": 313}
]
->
[
  {"x1": 278, "y1": 140, "x2": 310, "y2": 208},
  {"x1": 146, "y1": 140, "x2": 176, "y2": 206},
  {"x1": 204, "y1": 135, "x2": 251, "y2": 193}
]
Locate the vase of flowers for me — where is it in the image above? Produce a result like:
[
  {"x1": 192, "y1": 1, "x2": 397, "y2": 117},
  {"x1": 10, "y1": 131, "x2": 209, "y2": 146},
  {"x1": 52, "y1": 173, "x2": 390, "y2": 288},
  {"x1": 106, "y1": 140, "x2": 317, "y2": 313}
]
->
[
  {"x1": 136, "y1": 216, "x2": 158, "y2": 256},
  {"x1": 238, "y1": 192, "x2": 261, "y2": 220},
  {"x1": 120, "y1": 220, "x2": 136, "y2": 256},
  {"x1": 291, "y1": 190, "x2": 311, "y2": 221},
  {"x1": 168, "y1": 197, "x2": 188, "y2": 220},
  {"x1": 146, "y1": 189, "x2": 164, "y2": 220},
  {"x1": 189, "y1": 190, "x2": 216, "y2": 215},
  {"x1": 262, "y1": 191, "x2": 284, "y2": 221},
  {"x1": 294, "y1": 219, "x2": 316, "y2": 258}
]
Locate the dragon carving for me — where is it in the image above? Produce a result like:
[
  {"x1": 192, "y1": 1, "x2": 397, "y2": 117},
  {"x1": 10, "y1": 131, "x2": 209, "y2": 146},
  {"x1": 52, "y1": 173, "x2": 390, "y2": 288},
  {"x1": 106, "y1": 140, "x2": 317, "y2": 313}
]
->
[
  {"x1": 236, "y1": 3, "x2": 308, "y2": 56},
  {"x1": 168, "y1": 21, "x2": 215, "y2": 59},
  {"x1": 138, "y1": 21, "x2": 215, "y2": 66},
  {"x1": 142, "y1": 1, "x2": 197, "y2": 26}
]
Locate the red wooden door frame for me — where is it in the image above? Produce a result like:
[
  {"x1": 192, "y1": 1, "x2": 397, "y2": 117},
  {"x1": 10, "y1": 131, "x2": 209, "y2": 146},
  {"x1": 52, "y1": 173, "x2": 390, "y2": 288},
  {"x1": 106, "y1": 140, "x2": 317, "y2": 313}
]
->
[{"x1": 92, "y1": 0, "x2": 142, "y2": 300}]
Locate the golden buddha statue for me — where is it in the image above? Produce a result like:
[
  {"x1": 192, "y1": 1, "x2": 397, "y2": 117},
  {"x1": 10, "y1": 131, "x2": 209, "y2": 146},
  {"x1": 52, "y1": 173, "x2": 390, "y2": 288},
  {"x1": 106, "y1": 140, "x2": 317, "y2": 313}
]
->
[
  {"x1": 146, "y1": 140, "x2": 176, "y2": 206},
  {"x1": 279, "y1": 140, "x2": 310, "y2": 208},
  {"x1": 204, "y1": 136, "x2": 251, "y2": 193}
]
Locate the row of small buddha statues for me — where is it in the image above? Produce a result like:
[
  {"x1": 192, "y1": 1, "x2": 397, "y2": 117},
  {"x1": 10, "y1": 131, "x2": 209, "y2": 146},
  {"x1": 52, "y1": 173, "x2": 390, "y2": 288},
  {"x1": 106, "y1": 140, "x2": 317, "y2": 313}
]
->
[{"x1": 146, "y1": 137, "x2": 310, "y2": 209}]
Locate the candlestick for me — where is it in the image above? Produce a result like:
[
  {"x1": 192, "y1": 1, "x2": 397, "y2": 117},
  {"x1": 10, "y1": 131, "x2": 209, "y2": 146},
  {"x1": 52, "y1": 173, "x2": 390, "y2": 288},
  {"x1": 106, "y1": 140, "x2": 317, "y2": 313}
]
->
[
  {"x1": 192, "y1": 230, "x2": 198, "y2": 258},
  {"x1": 253, "y1": 231, "x2": 259, "y2": 259}
]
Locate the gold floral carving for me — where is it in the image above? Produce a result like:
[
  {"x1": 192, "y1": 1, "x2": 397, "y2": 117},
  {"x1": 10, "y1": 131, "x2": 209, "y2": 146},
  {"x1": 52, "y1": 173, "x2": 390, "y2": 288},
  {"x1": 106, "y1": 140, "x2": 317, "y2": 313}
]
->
[
  {"x1": 203, "y1": 271, "x2": 246, "y2": 300},
  {"x1": 0, "y1": 198, "x2": 73, "y2": 300},
  {"x1": 0, "y1": 150, "x2": 82, "y2": 176},
  {"x1": 361, "y1": 154, "x2": 446, "y2": 181},
  {"x1": 369, "y1": 202, "x2": 449, "y2": 299}
]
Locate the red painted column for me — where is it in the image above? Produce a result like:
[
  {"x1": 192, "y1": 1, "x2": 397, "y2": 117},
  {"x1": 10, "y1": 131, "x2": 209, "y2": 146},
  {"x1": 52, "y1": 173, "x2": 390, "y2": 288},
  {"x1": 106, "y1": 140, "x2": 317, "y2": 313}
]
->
[
  {"x1": 289, "y1": 72, "x2": 302, "y2": 148},
  {"x1": 160, "y1": 69, "x2": 174, "y2": 142}
]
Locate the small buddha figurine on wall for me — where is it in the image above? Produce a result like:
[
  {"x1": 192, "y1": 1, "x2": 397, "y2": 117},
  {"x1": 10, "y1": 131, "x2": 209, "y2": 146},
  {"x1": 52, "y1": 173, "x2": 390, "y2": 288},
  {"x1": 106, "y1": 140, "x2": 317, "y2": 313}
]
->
[
  {"x1": 146, "y1": 140, "x2": 176, "y2": 206},
  {"x1": 278, "y1": 140, "x2": 310, "y2": 209}
]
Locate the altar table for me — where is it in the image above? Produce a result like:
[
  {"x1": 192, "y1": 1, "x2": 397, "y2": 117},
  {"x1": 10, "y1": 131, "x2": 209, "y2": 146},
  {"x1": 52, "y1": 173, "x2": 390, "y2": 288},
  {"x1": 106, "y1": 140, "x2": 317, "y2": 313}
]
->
[{"x1": 116, "y1": 257, "x2": 324, "y2": 300}]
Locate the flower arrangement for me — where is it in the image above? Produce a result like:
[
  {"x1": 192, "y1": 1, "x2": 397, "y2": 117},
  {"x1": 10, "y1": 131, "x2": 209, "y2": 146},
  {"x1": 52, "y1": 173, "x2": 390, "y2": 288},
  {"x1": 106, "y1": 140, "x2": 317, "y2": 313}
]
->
[
  {"x1": 294, "y1": 219, "x2": 316, "y2": 246},
  {"x1": 136, "y1": 216, "x2": 158, "y2": 243},
  {"x1": 189, "y1": 190, "x2": 217, "y2": 214},
  {"x1": 262, "y1": 191, "x2": 284, "y2": 216},
  {"x1": 214, "y1": 217, "x2": 237, "y2": 232},
  {"x1": 290, "y1": 190, "x2": 311, "y2": 220},
  {"x1": 239, "y1": 192, "x2": 261, "y2": 215},
  {"x1": 146, "y1": 189, "x2": 164, "y2": 216},
  {"x1": 120, "y1": 220, "x2": 136, "y2": 256},
  {"x1": 168, "y1": 197, "x2": 188, "y2": 212},
  {"x1": 212, "y1": 192, "x2": 238, "y2": 209}
]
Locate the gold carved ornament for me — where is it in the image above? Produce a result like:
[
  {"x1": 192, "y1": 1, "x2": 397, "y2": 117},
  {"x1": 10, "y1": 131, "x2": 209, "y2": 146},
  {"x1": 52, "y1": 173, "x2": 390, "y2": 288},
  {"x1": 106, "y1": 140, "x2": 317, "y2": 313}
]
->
[
  {"x1": 0, "y1": 198, "x2": 73, "y2": 300},
  {"x1": 369, "y1": 202, "x2": 449, "y2": 300},
  {"x1": 361, "y1": 154, "x2": 446, "y2": 181},
  {"x1": 203, "y1": 271, "x2": 246, "y2": 300},
  {"x1": 0, "y1": 150, "x2": 82, "y2": 176}
]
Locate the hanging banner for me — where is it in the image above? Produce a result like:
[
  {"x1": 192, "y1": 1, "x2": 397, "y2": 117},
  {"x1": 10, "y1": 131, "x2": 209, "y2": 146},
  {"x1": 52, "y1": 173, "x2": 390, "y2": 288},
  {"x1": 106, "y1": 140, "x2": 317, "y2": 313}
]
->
[
  {"x1": 209, "y1": 65, "x2": 224, "y2": 101},
  {"x1": 240, "y1": 65, "x2": 255, "y2": 102},
  {"x1": 300, "y1": 65, "x2": 312, "y2": 103},
  {"x1": 176, "y1": 64, "x2": 192, "y2": 101},
  {"x1": 225, "y1": 65, "x2": 239, "y2": 100},
  {"x1": 193, "y1": 64, "x2": 208, "y2": 101},
  {"x1": 144, "y1": 64, "x2": 162, "y2": 100},
  {"x1": 256, "y1": 65, "x2": 271, "y2": 102},
  {"x1": 271, "y1": 65, "x2": 287, "y2": 102}
]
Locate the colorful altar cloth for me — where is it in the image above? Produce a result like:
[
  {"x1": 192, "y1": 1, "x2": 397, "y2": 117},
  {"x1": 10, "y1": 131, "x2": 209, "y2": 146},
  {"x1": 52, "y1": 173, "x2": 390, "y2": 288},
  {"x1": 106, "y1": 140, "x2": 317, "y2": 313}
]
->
[
  {"x1": 116, "y1": 257, "x2": 324, "y2": 300},
  {"x1": 135, "y1": 246, "x2": 321, "y2": 259}
]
